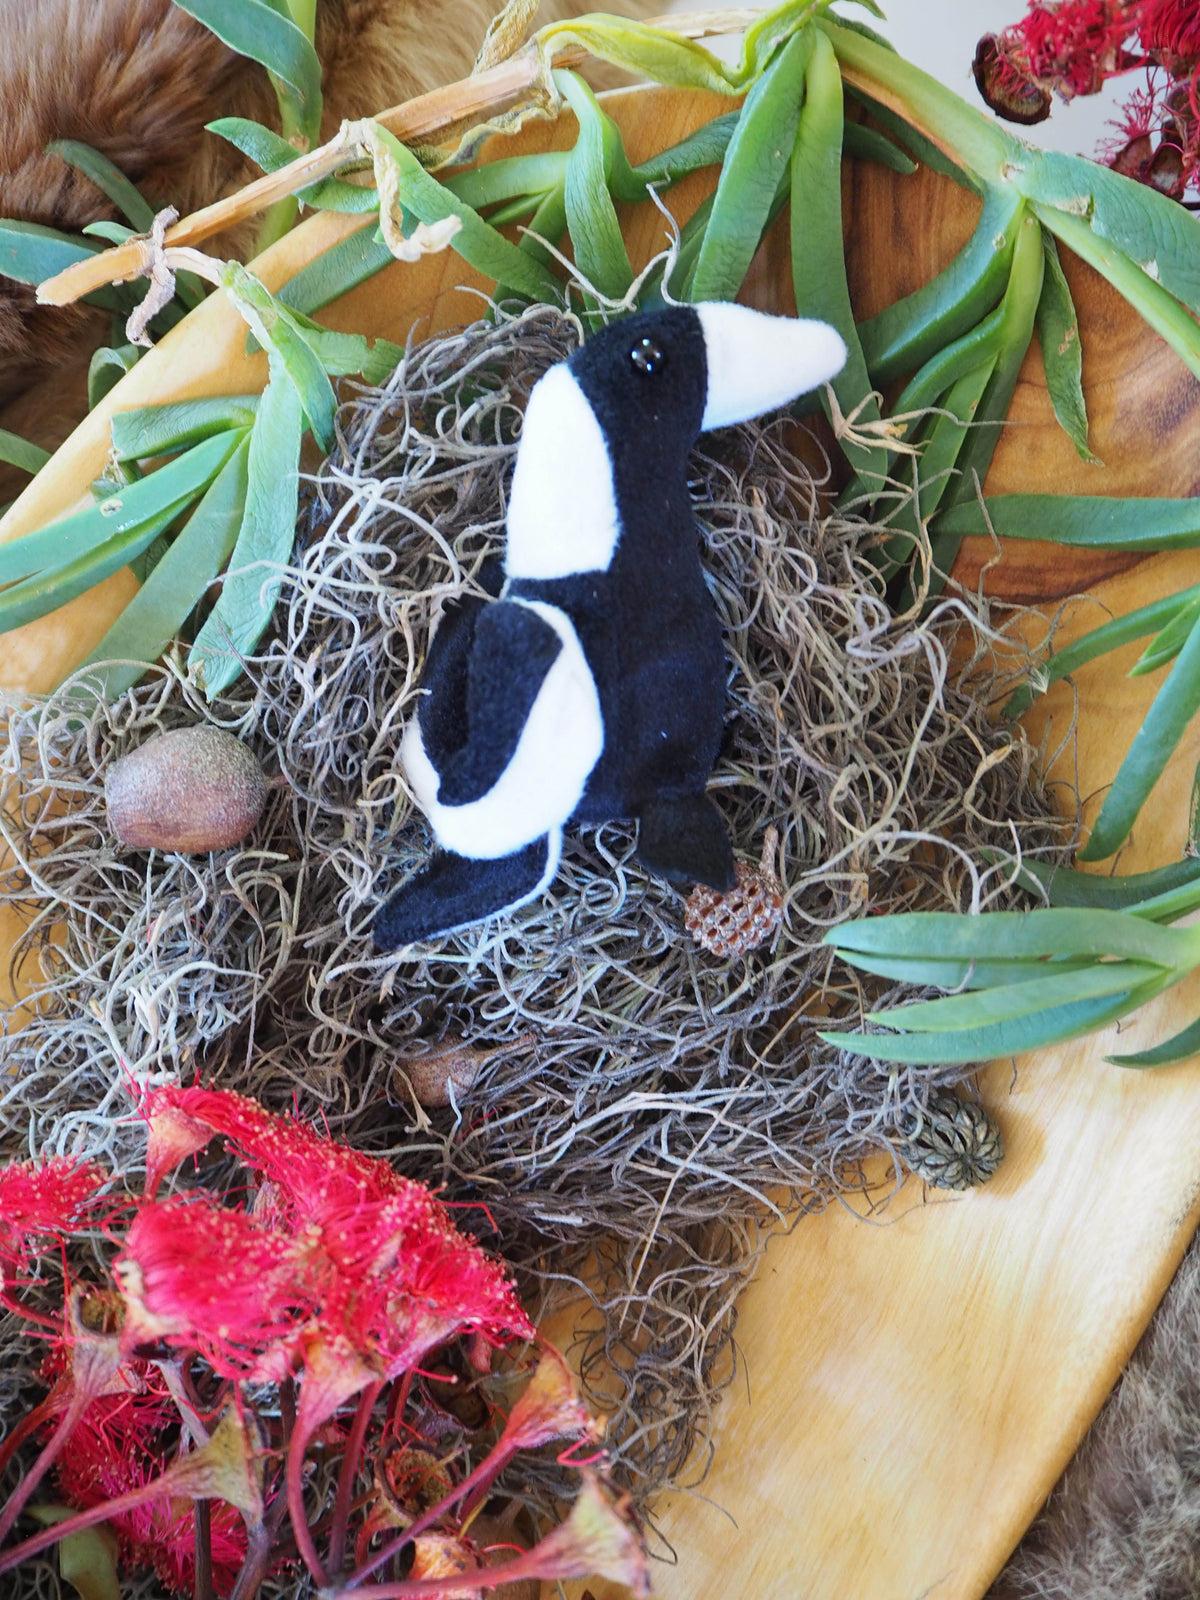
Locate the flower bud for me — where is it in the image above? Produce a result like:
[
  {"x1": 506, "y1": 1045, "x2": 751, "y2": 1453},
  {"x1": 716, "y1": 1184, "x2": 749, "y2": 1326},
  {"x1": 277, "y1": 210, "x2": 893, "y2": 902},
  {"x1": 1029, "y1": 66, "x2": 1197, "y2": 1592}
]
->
[{"x1": 105, "y1": 726, "x2": 269, "y2": 853}]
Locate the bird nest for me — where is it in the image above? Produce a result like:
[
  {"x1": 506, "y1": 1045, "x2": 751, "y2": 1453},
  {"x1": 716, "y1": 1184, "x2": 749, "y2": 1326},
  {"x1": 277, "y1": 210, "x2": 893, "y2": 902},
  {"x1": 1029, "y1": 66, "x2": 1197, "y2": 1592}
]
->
[{"x1": 0, "y1": 300, "x2": 1071, "y2": 1526}]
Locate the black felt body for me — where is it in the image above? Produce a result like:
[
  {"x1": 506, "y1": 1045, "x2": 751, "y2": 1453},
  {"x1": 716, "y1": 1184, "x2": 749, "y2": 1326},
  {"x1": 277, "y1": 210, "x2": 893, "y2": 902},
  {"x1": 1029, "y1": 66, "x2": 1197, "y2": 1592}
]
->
[
  {"x1": 418, "y1": 594, "x2": 562, "y2": 808},
  {"x1": 375, "y1": 836, "x2": 553, "y2": 948},
  {"x1": 509, "y1": 305, "x2": 734, "y2": 889}
]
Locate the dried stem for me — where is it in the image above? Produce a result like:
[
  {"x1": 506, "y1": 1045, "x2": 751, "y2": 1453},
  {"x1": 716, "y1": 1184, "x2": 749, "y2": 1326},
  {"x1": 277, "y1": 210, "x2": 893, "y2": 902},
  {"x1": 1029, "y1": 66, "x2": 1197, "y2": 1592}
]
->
[
  {"x1": 34, "y1": 10, "x2": 761, "y2": 309},
  {"x1": 194, "y1": 1497, "x2": 214, "y2": 1600},
  {"x1": 328, "y1": 1379, "x2": 381, "y2": 1579}
]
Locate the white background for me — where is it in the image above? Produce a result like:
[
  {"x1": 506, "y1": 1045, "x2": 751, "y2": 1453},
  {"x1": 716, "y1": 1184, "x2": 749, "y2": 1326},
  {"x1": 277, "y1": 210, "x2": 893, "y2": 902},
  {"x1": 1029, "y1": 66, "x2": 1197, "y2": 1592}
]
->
[{"x1": 665, "y1": 0, "x2": 1131, "y2": 157}]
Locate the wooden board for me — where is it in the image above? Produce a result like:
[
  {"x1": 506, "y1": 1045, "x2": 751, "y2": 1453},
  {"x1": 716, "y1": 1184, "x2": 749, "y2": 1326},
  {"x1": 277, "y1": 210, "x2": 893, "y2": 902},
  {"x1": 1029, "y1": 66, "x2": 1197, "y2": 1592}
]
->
[{"x1": 4, "y1": 83, "x2": 1200, "y2": 1600}]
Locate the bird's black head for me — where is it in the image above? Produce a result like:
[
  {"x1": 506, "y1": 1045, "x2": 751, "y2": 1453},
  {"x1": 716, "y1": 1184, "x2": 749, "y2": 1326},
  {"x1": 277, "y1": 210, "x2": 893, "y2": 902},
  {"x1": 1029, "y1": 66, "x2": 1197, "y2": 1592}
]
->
[{"x1": 568, "y1": 306, "x2": 708, "y2": 475}]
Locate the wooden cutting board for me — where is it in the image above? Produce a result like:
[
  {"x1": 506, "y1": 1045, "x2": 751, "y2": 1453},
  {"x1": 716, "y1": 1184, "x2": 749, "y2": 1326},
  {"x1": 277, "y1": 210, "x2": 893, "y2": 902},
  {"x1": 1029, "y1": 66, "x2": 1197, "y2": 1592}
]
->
[{"x1": 4, "y1": 84, "x2": 1200, "y2": 1600}]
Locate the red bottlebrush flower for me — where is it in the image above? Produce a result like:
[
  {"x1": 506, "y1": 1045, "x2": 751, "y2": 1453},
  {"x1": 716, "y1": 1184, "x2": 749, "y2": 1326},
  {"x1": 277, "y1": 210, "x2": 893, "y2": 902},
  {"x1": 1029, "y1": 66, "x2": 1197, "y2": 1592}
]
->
[
  {"x1": 137, "y1": 1076, "x2": 537, "y2": 1578},
  {"x1": 140, "y1": 1086, "x2": 534, "y2": 1376},
  {"x1": 1137, "y1": 0, "x2": 1200, "y2": 68},
  {"x1": 0, "y1": 1156, "x2": 109, "y2": 1269},
  {"x1": 1102, "y1": 73, "x2": 1193, "y2": 194},
  {"x1": 143, "y1": 1085, "x2": 410, "y2": 1213},
  {"x1": 115, "y1": 1197, "x2": 311, "y2": 1377},
  {"x1": 973, "y1": 1, "x2": 1200, "y2": 201},
  {"x1": 316, "y1": 1191, "x2": 535, "y2": 1374},
  {"x1": 974, "y1": 1, "x2": 1140, "y2": 120},
  {"x1": 54, "y1": 1386, "x2": 249, "y2": 1597}
]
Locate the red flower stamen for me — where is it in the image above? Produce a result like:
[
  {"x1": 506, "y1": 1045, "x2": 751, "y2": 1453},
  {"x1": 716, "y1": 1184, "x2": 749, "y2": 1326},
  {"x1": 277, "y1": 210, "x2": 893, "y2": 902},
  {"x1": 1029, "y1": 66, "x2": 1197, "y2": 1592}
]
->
[
  {"x1": 116, "y1": 1197, "x2": 310, "y2": 1376},
  {"x1": 1137, "y1": 0, "x2": 1200, "y2": 66},
  {"x1": 0, "y1": 1157, "x2": 109, "y2": 1270},
  {"x1": 52, "y1": 1383, "x2": 249, "y2": 1599}
]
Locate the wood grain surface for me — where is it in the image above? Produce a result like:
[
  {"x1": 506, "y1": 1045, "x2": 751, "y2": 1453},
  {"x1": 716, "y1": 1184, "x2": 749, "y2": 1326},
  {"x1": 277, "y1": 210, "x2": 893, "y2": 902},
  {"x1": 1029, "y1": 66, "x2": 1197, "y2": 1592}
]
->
[{"x1": 3, "y1": 83, "x2": 1200, "y2": 1600}]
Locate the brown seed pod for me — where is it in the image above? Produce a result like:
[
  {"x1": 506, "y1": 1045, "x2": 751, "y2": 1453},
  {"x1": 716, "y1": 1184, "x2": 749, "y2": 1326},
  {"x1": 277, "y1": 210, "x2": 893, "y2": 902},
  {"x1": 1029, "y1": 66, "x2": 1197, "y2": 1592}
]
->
[
  {"x1": 394, "y1": 1031, "x2": 537, "y2": 1109},
  {"x1": 105, "y1": 726, "x2": 269, "y2": 852},
  {"x1": 685, "y1": 826, "x2": 784, "y2": 958},
  {"x1": 898, "y1": 1092, "x2": 1004, "y2": 1191},
  {"x1": 972, "y1": 34, "x2": 1052, "y2": 125}
]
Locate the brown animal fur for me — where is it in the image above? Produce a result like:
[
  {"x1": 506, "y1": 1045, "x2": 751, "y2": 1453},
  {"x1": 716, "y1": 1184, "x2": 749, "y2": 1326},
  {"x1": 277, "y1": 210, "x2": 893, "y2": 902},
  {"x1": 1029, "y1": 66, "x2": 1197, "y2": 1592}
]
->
[
  {"x1": 990, "y1": 1230, "x2": 1200, "y2": 1599},
  {"x1": 0, "y1": 0, "x2": 657, "y2": 493}
]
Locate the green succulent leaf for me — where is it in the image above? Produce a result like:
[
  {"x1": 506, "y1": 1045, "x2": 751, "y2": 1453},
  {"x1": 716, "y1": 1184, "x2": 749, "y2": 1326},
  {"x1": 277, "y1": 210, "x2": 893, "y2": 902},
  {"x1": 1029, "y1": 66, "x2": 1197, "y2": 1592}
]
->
[
  {"x1": 175, "y1": 0, "x2": 322, "y2": 145},
  {"x1": 791, "y1": 27, "x2": 888, "y2": 490},
  {"x1": 219, "y1": 261, "x2": 336, "y2": 450},
  {"x1": 936, "y1": 494, "x2": 1200, "y2": 550},
  {"x1": 277, "y1": 227, "x2": 396, "y2": 318},
  {"x1": 825, "y1": 906, "x2": 1194, "y2": 967},
  {"x1": 1034, "y1": 231, "x2": 1093, "y2": 461},
  {"x1": 1003, "y1": 854, "x2": 1200, "y2": 914},
  {"x1": 188, "y1": 360, "x2": 303, "y2": 697},
  {"x1": 110, "y1": 397, "x2": 260, "y2": 462},
  {"x1": 82, "y1": 433, "x2": 251, "y2": 700},
  {"x1": 81, "y1": 220, "x2": 137, "y2": 246},
  {"x1": 1018, "y1": 148, "x2": 1200, "y2": 316},
  {"x1": 1107, "y1": 1010, "x2": 1200, "y2": 1068},
  {"x1": 360, "y1": 120, "x2": 564, "y2": 306},
  {"x1": 0, "y1": 431, "x2": 239, "y2": 589},
  {"x1": 87, "y1": 344, "x2": 142, "y2": 410},
  {"x1": 0, "y1": 429, "x2": 51, "y2": 478},
  {"x1": 841, "y1": 120, "x2": 917, "y2": 174},
  {"x1": 819, "y1": 980, "x2": 1169, "y2": 1065},
  {"x1": 833, "y1": 951, "x2": 1094, "y2": 988},
  {"x1": 627, "y1": 110, "x2": 741, "y2": 191},
  {"x1": 689, "y1": 24, "x2": 814, "y2": 303},
  {"x1": 1131, "y1": 596, "x2": 1200, "y2": 677},
  {"x1": 46, "y1": 139, "x2": 156, "y2": 231},
  {"x1": 554, "y1": 70, "x2": 633, "y2": 306},
  {"x1": 1080, "y1": 607, "x2": 1200, "y2": 861},
  {"x1": 864, "y1": 959, "x2": 1165, "y2": 1032},
  {"x1": 1003, "y1": 586, "x2": 1200, "y2": 718}
]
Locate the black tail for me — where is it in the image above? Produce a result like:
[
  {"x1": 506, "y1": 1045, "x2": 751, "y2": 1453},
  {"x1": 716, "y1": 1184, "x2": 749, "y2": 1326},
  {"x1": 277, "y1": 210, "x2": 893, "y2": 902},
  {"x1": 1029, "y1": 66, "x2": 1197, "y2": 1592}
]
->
[{"x1": 374, "y1": 833, "x2": 558, "y2": 949}]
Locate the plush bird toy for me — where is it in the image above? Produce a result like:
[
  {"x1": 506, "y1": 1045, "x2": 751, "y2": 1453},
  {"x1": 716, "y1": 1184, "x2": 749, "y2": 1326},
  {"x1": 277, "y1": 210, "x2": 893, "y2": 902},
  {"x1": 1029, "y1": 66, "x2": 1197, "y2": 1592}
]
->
[{"x1": 375, "y1": 303, "x2": 846, "y2": 949}]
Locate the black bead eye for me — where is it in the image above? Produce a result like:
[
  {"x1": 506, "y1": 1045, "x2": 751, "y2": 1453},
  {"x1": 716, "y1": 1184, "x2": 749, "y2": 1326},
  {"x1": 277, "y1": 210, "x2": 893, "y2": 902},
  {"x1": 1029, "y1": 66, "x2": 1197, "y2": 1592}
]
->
[{"x1": 630, "y1": 336, "x2": 665, "y2": 375}]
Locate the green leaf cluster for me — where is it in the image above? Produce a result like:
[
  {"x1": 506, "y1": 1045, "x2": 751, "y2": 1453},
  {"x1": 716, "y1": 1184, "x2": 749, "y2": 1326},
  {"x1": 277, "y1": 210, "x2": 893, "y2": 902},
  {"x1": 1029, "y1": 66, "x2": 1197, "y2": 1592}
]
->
[{"x1": 823, "y1": 859, "x2": 1200, "y2": 1068}]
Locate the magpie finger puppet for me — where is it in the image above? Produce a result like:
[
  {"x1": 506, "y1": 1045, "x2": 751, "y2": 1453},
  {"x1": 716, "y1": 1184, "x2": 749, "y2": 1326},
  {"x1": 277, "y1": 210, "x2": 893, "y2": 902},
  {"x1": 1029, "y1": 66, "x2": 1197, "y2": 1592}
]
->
[{"x1": 375, "y1": 302, "x2": 847, "y2": 949}]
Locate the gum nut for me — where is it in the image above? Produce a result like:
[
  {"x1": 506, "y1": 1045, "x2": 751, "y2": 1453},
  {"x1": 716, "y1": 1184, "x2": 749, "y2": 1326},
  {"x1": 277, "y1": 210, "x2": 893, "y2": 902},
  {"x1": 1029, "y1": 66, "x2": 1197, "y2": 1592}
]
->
[{"x1": 105, "y1": 726, "x2": 269, "y2": 852}]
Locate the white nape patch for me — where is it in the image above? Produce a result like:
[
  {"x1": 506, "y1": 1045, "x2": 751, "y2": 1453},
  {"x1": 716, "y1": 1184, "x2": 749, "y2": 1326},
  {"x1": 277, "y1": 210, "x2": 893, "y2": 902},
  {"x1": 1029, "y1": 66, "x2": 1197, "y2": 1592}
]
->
[
  {"x1": 696, "y1": 303, "x2": 848, "y2": 431},
  {"x1": 505, "y1": 365, "x2": 620, "y2": 579},
  {"x1": 401, "y1": 599, "x2": 603, "y2": 861}
]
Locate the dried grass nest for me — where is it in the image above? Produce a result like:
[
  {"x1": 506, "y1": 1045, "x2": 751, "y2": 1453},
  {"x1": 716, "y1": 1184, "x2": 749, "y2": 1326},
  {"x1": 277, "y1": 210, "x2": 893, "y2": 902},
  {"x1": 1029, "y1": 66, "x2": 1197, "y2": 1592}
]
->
[{"x1": 0, "y1": 300, "x2": 1071, "y2": 1514}]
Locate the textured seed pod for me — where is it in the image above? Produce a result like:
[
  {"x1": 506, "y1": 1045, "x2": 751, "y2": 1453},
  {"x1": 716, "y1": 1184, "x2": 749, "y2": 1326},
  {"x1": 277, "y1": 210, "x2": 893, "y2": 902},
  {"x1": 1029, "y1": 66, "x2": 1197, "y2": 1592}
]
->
[
  {"x1": 394, "y1": 1031, "x2": 536, "y2": 1109},
  {"x1": 685, "y1": 827, "x2": 783, "y2": 958},
  {"x1": 899, "y1": 1092, "x2": 1004, "y2": 1190},
  {"x1": 971, "y1": 34, "x2": 1052, "y2": 125},
  {"x1": 105, "y1": 726, "x2": 269, "y2": 852}
]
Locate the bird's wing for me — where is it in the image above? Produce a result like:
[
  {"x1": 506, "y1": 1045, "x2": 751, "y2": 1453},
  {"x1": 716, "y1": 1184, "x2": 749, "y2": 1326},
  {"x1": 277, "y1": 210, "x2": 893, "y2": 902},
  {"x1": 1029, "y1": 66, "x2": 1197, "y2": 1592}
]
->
[{"x1": 427, "y1": 599, "x2": 563, "y2": 807}]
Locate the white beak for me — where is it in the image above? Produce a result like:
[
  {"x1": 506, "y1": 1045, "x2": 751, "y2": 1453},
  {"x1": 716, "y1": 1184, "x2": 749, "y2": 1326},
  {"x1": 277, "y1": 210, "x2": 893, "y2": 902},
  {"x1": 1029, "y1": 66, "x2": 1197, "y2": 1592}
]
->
[{"x1": 696, "y1": 302, "x2": 848, "y2": 432}]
